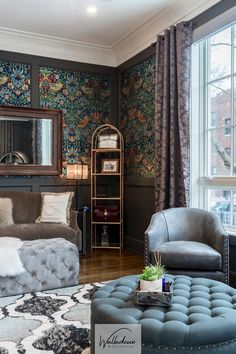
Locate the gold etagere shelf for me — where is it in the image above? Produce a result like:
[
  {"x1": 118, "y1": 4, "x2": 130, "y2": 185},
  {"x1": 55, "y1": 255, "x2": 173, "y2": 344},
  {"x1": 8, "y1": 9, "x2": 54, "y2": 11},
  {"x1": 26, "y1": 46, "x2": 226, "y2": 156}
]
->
[{"x1": 91, "y1": 124, "x2": 124, "y2": 252}]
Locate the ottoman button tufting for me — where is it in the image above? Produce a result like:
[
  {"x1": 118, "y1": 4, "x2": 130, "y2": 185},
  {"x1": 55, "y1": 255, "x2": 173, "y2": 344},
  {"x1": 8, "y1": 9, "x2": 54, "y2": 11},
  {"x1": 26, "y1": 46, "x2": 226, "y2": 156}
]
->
[
  {"x1": 91, "y1": 275, "x2": 236, "y2": 354},
  {"x1": 0, "y1": 238, "x2": 80, "y2": 297}
]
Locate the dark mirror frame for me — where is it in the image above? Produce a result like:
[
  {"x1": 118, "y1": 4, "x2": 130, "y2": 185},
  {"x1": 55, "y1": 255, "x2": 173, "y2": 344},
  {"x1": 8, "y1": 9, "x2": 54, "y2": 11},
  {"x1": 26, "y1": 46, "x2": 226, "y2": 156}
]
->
[{"x1": 0, "y1": 105, "x2": 62, "y2": 175}]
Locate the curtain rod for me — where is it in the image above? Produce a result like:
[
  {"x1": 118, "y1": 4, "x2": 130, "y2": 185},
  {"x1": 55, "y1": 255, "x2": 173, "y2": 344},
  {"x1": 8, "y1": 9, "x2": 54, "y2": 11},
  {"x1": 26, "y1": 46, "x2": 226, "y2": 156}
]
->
[{"x1": 150, "y1": 20, "x2": 192, "y2": 46}]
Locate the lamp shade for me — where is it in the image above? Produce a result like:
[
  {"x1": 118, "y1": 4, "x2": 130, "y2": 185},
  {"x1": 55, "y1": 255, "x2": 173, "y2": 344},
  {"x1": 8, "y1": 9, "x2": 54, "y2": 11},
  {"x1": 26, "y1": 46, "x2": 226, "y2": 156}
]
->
[{"x1": 66, "y1": 163, "x2": 88, "y2": 180}]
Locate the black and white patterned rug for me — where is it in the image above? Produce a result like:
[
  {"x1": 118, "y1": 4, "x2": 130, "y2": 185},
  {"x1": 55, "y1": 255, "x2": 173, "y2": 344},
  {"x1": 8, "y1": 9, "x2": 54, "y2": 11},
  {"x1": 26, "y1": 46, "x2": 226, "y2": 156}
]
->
[{"x1": 0, "y1": 282, "x2": 105, "y2": 354}]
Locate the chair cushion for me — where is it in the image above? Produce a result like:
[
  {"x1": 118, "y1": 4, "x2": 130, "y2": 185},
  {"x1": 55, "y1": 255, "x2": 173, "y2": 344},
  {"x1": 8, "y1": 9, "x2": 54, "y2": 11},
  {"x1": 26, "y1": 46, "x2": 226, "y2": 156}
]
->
[{"x1": 152, "y1": 241, "x2": 222, "y2": 270}]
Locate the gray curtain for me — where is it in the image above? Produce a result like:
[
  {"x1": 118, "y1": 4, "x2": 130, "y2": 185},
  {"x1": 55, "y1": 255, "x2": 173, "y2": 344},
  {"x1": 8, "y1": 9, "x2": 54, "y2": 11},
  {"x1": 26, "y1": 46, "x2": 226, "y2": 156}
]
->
[{"x1": 154, "y1": 22, "x2": 192, "y2": 211}]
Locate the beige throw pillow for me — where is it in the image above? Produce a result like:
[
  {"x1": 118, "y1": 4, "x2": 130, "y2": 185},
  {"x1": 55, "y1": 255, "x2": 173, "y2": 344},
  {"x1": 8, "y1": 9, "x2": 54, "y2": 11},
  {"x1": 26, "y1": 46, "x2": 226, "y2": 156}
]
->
[
  {"x1": 36, "y1": 192, "x2": 74, "y2": 225},
  {"x1": 0, "y1": 198, "x2": 14, "y2": 225}
]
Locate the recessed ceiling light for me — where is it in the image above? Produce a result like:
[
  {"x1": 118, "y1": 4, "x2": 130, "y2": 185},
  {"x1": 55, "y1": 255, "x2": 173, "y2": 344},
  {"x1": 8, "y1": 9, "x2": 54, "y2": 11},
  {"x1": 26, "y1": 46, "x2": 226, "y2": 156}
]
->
[{"x1": 87, "y1": 6, "x2": 97, "y2": 14}]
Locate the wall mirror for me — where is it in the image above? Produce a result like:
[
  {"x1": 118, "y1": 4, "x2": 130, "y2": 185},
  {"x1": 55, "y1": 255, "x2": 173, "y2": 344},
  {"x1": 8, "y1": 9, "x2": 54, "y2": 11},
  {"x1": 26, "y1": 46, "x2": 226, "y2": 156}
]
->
[{"x1": 0, "y1": 105, "x2": 62, "y2": 175}]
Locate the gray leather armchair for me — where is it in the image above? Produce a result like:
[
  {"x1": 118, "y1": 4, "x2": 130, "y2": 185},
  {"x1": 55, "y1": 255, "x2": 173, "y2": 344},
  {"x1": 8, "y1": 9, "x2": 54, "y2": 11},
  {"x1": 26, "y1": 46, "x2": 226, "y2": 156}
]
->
[{"x1": 145, "y1": 207, "x2": 229, "y2": 283}]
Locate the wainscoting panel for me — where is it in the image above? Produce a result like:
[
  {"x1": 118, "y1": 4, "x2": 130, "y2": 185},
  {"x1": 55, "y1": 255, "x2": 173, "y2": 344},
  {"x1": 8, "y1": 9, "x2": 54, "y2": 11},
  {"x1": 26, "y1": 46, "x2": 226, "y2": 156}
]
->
[{"x1": 124, "y1": 177, "x2": 155, "y2": 255}]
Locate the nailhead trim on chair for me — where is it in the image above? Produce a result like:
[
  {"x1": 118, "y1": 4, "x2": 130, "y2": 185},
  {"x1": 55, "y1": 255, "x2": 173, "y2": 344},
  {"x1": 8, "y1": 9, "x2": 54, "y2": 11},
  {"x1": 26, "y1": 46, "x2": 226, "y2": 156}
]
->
[{"x1": 223, "y1": 235, "x2": 229, "y2": 284}]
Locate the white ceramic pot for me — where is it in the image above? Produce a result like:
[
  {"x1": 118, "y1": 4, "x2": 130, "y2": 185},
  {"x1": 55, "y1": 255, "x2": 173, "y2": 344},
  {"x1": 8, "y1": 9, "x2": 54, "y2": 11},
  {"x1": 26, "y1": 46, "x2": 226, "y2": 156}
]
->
[{"x1": 140, "y1": 278, "x2": 162, "y2": 292}]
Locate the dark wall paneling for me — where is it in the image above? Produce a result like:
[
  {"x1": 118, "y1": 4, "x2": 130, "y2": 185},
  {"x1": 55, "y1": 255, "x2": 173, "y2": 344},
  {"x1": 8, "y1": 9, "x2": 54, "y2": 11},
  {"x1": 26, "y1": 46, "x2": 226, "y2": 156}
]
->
[
  {"x1": 124, "y1": 177, "x2": 155, "y2": 255},
  {"x1": 119, "y1": 48, "x2": 156, "y2": 255}
]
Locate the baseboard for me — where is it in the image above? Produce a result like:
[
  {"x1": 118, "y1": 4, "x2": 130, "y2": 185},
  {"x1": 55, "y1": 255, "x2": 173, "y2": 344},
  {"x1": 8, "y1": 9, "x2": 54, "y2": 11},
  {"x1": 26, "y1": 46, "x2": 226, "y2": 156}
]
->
[{"x1": 124, "y1": 236, "x2": 144, "y2": 255}]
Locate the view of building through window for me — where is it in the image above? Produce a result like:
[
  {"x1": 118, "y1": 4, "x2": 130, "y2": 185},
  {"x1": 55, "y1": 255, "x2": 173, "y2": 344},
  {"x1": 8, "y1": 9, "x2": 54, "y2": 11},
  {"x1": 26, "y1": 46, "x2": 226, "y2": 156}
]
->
[{"x1": 192, "y1": 22, "x2": 236, "y2": 228}]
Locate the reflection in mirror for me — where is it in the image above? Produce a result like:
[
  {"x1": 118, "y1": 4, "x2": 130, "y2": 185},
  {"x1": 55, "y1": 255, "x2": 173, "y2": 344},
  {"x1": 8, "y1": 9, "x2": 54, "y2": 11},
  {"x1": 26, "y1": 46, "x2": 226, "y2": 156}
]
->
[
  {"x1": 0, "y1": 105, "x2": 62, "y2": 176},
  {"x1": 0, "y1": 118, "x2": 52, "y2": 165}
]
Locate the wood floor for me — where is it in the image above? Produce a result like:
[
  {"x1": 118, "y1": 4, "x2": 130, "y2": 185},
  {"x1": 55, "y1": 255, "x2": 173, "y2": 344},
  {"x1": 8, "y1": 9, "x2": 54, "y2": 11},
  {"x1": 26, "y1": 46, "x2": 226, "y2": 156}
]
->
[{"x1": 79, "y1": 249, "x2": 144, "y2": 284}]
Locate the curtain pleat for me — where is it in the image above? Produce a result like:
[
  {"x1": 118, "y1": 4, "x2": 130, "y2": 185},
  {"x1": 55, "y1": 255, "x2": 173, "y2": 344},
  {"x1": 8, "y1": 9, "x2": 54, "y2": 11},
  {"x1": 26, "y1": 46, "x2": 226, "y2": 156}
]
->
[{"x1": 155, "y1": 22, "x2": 192, "y2": 211}]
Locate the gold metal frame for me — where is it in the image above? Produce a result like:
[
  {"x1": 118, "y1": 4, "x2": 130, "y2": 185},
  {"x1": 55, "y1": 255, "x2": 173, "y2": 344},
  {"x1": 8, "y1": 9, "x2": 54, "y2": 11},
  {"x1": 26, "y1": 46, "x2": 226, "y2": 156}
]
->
[{"x1": 91, "y1": 124, "x2": 124, "y2": 252}]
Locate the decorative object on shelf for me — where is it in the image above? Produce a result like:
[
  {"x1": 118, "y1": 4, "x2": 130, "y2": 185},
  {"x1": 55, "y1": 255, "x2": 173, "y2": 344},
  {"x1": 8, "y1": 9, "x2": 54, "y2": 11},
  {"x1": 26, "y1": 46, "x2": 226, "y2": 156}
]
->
[
  {"x1": 101, "y1": 226, "x2": 109, "y2": 246},
  {"x1": 101, "y1": 159, "x2": 119, "y2": 173},
  {"x1": 91, "y1": 124, "x2": 124, "y2": 251},
  {"x1": 93, "y1": 205, "x2": 119, "y2": 222},
  {"x1": 98, "y1": 133, "x2": 118, "y2": 148}
]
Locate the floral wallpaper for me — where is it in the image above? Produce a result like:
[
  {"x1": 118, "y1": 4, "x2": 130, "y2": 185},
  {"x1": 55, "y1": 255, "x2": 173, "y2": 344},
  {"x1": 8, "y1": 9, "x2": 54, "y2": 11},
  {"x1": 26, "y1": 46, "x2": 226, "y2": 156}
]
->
[
  {"x1": 39, "y1": 66, "x2": 110, "y2": 165},
  {"x1": 120, "y1": 55, "x2": 155, "y2": 178},
  {"x1": 0, "y1": 57, "x2": 155, "y2": 179},
  {"x1": 0, "y1": 61, "x2": 31, "y2": 106}
]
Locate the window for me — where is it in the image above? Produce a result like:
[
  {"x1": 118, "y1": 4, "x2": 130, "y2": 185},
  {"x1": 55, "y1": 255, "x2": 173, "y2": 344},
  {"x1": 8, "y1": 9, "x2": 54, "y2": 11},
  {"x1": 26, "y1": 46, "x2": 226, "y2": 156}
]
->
[
  {"x1": 224, "y1": 118, "x2": 231, "y2": 135},
  {"x1": 191, "y1": 22, "x2": 236, "y2": 231}
]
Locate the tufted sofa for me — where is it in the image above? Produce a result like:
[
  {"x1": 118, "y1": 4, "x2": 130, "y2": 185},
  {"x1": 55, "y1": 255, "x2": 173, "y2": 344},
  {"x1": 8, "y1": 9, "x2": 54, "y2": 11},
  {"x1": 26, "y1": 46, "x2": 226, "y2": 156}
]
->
[
  {"x1": 0, "y1": 190, "x2": 81, "y2": 250},
  {"x1": 91, "y1": 275, "x2": 236, "y2": 354},
  {"x1": 0, "y1": 238, "x2": 80, "y2": 297}
]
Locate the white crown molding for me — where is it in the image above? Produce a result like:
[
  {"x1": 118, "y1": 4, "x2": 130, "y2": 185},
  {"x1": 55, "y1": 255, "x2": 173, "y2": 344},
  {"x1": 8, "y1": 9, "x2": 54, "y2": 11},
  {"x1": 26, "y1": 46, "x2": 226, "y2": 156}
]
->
[
  {"x1": 0, "y1": 0, "x2": 222, "y2": 67},
  {"x1": 113, "y1": 0, "x2": 221, "y2": 66},
  {"x1": 0, "y1": 27, "x2": 116, "y2": 67}
]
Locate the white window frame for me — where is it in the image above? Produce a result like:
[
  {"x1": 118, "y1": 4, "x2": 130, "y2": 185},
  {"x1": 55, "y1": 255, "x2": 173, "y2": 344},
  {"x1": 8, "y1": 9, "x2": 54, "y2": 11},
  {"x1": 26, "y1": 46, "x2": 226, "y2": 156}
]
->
[{"x1": 191, "y1": 19, "x2": 236, "y2": 233}]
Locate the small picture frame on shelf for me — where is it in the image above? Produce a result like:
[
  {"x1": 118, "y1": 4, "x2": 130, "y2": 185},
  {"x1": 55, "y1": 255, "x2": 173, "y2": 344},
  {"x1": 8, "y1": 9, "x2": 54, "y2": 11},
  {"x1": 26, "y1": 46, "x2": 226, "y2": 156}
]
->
[{"x1": 101, "y1": 159, "x2": 119, "y2": 173}]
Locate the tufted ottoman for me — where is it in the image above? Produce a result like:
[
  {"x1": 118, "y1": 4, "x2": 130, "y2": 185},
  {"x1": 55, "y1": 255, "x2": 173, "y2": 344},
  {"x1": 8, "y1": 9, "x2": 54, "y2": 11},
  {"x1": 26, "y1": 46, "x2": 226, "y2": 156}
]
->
[
  {"x1": 0, "y1": 238, "x2": 80, "y2": 297},
  {"x1": 91, "y1": 275, "x2": 236, "y2": 354}
]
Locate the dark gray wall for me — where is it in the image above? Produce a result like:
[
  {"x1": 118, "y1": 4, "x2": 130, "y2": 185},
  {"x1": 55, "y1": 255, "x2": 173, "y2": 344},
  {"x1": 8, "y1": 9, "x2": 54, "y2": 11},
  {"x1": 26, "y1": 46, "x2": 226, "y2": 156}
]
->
[{"x1": 124, "y1": 178, "x2": 155, "y2": 254}]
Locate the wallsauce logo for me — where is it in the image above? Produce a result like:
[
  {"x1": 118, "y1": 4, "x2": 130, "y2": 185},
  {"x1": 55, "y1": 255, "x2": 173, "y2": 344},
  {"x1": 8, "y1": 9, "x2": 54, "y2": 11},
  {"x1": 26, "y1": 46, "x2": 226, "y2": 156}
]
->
[{"x1": 95, "y1": 324, "x2": 141, "y2": 354}]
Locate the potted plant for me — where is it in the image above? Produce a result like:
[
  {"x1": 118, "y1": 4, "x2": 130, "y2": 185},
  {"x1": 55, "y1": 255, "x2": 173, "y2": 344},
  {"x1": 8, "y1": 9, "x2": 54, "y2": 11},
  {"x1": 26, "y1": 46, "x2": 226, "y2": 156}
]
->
[{"x1": 139, "y1": 253, "x2": 165, "y2": 292}]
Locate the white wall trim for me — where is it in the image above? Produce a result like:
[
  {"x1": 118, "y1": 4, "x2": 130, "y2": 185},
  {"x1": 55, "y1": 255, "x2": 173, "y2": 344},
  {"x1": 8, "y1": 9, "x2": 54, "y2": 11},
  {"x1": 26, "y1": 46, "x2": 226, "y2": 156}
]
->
[
  {"x1": 0, "y1": 27, "x2": 116, "y2": 67},
  {"x1": 0, "y1": 0, "x2": 221, "y2": 67},
  {"x1": 113, "y1": 0, "x2": 221, "y2": 66}
]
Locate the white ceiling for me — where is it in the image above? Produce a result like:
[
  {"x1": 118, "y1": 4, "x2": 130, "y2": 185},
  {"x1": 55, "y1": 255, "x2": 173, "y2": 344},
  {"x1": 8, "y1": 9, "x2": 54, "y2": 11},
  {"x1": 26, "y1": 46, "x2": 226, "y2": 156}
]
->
[
  {"x1": 0, "y1": 0, "x2": 221, "y2": 66},
  {"x1": 1, "y1": 0, "x2": 172, "y2": 47}
]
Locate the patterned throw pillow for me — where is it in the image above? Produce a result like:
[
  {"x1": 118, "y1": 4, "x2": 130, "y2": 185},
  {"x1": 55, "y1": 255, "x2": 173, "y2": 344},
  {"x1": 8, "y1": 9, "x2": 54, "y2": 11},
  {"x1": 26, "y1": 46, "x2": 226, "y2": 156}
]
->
[
  {"x1": 36, "y1": 192, "x2": 74, "y2": 225},
  {"x1": 0, "y1": 197, "x2": 14, "y2": 225}
]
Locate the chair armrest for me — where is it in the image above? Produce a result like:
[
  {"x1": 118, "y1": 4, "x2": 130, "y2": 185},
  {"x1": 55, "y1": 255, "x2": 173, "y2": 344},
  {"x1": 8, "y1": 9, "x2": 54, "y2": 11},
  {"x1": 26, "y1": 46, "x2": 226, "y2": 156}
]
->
[
  {"x1": 144, "y1": 212, "x2": 168, "y2": 266},
  {"x1": 70, "y1": 209, "x2": 82, "y2": 250}
]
